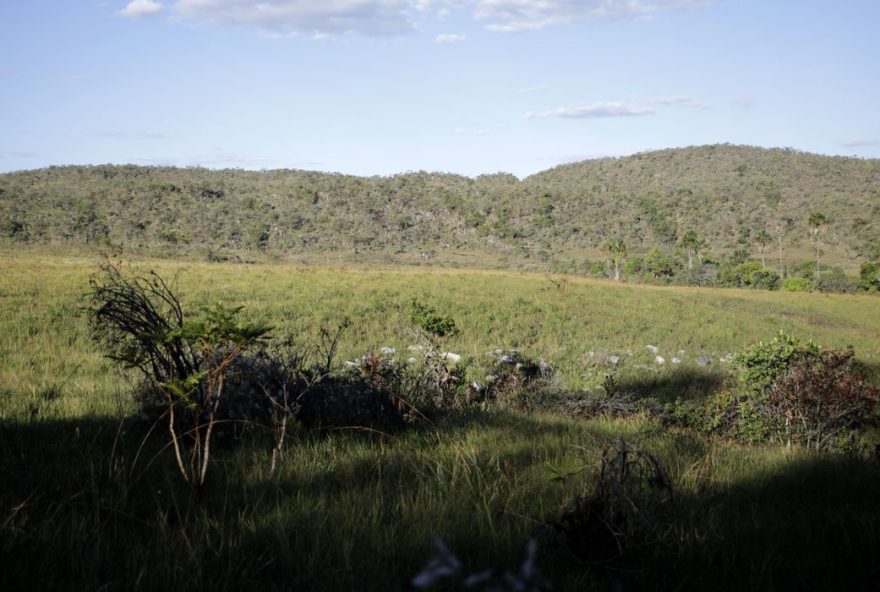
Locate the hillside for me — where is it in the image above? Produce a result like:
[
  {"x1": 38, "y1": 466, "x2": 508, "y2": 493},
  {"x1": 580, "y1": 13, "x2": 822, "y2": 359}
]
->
[{"x1": 1, "y1": 145, "x2": 878, "y2": 269}]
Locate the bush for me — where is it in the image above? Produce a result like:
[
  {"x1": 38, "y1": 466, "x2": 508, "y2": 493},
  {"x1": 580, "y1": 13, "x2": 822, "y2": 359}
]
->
[
  {"x1": 860, "y1": 261, "x2": 879, "y2": 292},
  {"x1": 343, "y1": 350, "x2": 464, "y2": 421},
  {"x1": 709, "y1": 333, "x2": 879, "y2": 451},
  {"x1": 551, "y1": 441, "x2": 671, "y2": 564},
  {"x1": 816, "y1": 270, "x2": 860, "y2": 294},
  {"x1": 763, "y1": 348, "x2": 880, "y2": 449},
  {"x1": 88, "y1": 263, "x2": 271, "y2": 495},
  {"x1": 469, "y1": 350, "x2": 553, "y2": 411},
  {"x1": 410, "y1": 299, "x2": 457, "y2": 337},
  {"x1": 781, "y1": 276, "x2": 814, "y2": 292},
  {"x1": 719, "y1": 261, "x2": 780, "y2": 290}
]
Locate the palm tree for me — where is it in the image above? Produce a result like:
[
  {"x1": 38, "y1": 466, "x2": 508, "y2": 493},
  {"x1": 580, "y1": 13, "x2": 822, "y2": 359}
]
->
[
  {"x1": 808, "y1": 212, "x2": 827, "y2": 276},
  {"x1": 755, "y1": 229, "x2": 771, "y2": 268},
  {"x1": 679, "y1": 230, "x2": 699, "y2": 269},
  {"x1": 605, "y1": 238, "x2": 627, "y2": 281}
]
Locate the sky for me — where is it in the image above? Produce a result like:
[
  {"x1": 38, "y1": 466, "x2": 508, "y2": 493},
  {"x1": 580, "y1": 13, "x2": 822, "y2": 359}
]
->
[{"x1": 0, "y1": 0, "x2": 878, "y2": 178}]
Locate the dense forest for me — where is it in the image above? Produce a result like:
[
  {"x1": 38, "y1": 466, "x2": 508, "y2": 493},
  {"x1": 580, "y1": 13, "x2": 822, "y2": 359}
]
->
[{"x1": 2, "y1": 144, "x2": 878, "y2": 272}]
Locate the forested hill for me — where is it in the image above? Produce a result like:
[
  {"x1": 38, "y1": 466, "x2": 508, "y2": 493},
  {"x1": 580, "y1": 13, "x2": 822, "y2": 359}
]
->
[{"x1": 1, "y1": 145, "x2": 878, "y2": 268}]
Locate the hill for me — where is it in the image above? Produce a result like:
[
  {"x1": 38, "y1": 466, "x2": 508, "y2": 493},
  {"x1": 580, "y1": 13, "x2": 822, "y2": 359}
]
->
[{"x1": 1, "y1": 145, "x2": 878, "y2": 269}]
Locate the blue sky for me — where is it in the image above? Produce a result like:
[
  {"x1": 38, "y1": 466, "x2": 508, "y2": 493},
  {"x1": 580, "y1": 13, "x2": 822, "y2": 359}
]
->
[{"x1": 1, "y1": 0, "x2": 878, "y2": 177}]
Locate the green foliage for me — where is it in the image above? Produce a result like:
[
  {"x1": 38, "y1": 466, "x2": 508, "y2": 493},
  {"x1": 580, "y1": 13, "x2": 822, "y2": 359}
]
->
[
  {"x1": 816, "y1": 268, "x2": 860, "y2": 294},
  {"x1": 859, "y1": 261, "x2": 879, "y2": 292},
  {"x1": 4, "y1": 146, "x2": 875, "y2": 273},
  {"x1": 409, "y1": 299, "x2": 458, "y2": 338},
  {"x1": 169, "y1": 303, "x2": 272, "y2": 349},
  {"x1": 605, "y1": 237, "x2": 627, "y2": 280},
  {"x1": 6, "y1": 255, "x2": 880, "y2": 590},
  {"x1": 643, "y1": 248, "x2": 681, "y2": 279},
  {"x1": 736, "y1": 332, "x2": 819, "y2": 396},
  {"x1": 808, "y1": 211, "x2": 828, "y2": 229},
  {"x1": 88, "y1": 264, "x2": 270, "y2": 495},
  {"x1": 719, "y1": 261, "x2": 780, "y2": 289},
  {"x1": 781, "y1": 276, "x2": 814, "y2": 292},
  {"x1": 711, "y1": 332, "x2": 820, "y2": 443}
]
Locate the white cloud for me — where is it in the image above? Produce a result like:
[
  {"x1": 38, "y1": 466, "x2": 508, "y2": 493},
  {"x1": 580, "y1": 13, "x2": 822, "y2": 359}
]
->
[
  {"x1": 171, "y1": 0, "x2": 414, "y2": 37},
  {"x1": 648, "y1": 95, "x2": 704, "y2": 108},
  {"x1": 435, "y1": 32, "x2": 465, "y2": 43},
  {"x1": 0, "y1": 150, "x2": 39, "y2": 159},
  {"x1": 129, "y1": 151, "x2": 301, "y2": 169},
  {"x1": 729, "y1": 97, "x2": 754, "y2": 109},
  {"x1": 840, "y1": 139, "x2": 878, "y2": 148},
  {"x1": 115, "y1": 1, "x2": 714, "y2": 37},
  {"x1": 526, "y1": 102, "x2": 655, "y2": 119},
  {"x1": 98, "y1": 131, "x2": 169, "y2": 140},
  {"x1": 424, "y1": 0, "x2": 713, "y2": 32},
  {"x1": 117, "y1": 0, "x2": 164, "y2": 18},
  {"x1": 516, "y1": 84, "x2": 554, "y2": 94}
]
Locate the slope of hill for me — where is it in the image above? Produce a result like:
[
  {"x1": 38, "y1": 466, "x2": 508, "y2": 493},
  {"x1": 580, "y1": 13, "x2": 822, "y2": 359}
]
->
[{"x1": 1, "y1": 145, "x2": 878, "y2": 268}]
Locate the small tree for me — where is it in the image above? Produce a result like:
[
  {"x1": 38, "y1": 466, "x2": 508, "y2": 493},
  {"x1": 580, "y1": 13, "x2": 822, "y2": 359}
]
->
[
  {"x1": 808, "y1": 212, "x2": 827, "y2": 276},
  {"x1": 605, "y1": 238, "x2": 627, "y2": 281},
  {"x1": 755, "y1": 229, "x2": 771, "y2": 268},
  {"x1": 89, "y1": 263, "x2": 270, "y2": 498},
  {"x1": 679, "y1": 230, "x2": 699, "y2": 270}
]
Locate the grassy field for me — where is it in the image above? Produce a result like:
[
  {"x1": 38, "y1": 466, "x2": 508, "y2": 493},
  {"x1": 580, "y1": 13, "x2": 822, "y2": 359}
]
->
[{"x1": 2, "y1": 253, "x2": 880, "y2": 590}]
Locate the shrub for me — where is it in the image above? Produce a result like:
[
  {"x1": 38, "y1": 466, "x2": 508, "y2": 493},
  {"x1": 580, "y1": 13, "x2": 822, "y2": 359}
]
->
[
  {"x1": 763, "y1": 348, "x2": 880, "y2": 449},
  {"x1": 551, "y1": 441, "x2": 671, "y2": 564},
  {"x1": 781, "y1": 276, "x2": 814, "y2": 292},
  {"x1": 816, "y1": 270, "x2": 860, "y2": 294},
  {"x1": 89, "y1": 263, "x2": 271, "y2": 495},
  {"x1": 719, "y1": 260, "x2": 780, "y2": 290},
  {"x1": 709, "y1": 333, "x2": 879, "y2": 451},
  {"x1": 409, "y1": 299, "x2": 457, "y2": 338},
  {"x1": 860, "y1": 261, "x2": 879, "y2": 292},
  {"x1": 469, "y1": 350, "x2": 553, "y2": 412}
]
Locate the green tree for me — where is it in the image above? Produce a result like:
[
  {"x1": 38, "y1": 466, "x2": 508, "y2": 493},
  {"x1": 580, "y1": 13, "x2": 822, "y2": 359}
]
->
[
  {"x1": 679, "y1": 230, "x2": 700, "y2": 270},
  {"x1": 755, "y1": 229, "x2": 772, "y2": 268},
  {"x1": 605, "y1": 237, "x2": 627, "y2": 281},
  {"x1": 859, "y1": 261, "x2": 879, "y2": 292}
]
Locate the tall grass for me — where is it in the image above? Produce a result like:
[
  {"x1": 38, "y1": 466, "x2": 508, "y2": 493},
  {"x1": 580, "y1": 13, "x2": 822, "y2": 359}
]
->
[
  {"x1": 2, "y1": 253, "x2": 878, "y2": 420},
  {"x1": 2, "y1": 253, "x2": 880, "y2": 590}
]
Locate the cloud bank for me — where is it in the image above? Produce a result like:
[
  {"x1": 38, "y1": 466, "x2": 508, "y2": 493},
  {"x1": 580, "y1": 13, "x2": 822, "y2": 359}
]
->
[
  {"x1": 840, "y1": 139, "x2": 878, "y2": 148},
  {"x1": 435, "y1": 33, "x2": 465, "y2": 43},
  {"x1": 527, "y1": 102, "x2": 656, "y2": 119},
  {"x1": 116, "y1": 0, "x2": 712, "y2": 37},
  {"x1": 118, "y1": 0, "x2": 164, "y2": 18}
]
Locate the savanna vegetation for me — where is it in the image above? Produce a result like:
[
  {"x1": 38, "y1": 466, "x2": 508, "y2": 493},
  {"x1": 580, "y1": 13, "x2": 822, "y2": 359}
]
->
[
  {"x1": 2, "y1": 253, "x2": 880, "y2": 591},
  {"x1": 2, "y1": 145, "x2": 879, "y2": 281}
]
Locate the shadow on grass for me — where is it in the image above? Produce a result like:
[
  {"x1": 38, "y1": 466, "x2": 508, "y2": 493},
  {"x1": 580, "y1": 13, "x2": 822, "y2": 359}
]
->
[
  {"x1": 651, "y1": 454, "x2": 880, "y2": 592},
  {"x1": 608, "y1": 365, "x2": 727, "y2": 402},
  {"x1": 2, "y1": 410, "x2": 880, "y2": 591}
]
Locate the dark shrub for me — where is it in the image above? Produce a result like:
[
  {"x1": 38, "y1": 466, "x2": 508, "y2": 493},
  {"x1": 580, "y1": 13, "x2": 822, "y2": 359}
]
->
[
  {"x1": 709, "y1": 333, "x2": 879, "y2": 451},
  {"x1": 764, "y1": 348, "x2": 880, "y2": 449},
  {"x1": 551, "y1": 441, "x2": 671, "y2": 564}
]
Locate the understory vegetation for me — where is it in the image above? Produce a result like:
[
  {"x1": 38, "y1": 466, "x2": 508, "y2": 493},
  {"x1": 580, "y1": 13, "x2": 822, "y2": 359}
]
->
[{"x1": 2, "y1": 255, "x2": 880, "y2": 590}]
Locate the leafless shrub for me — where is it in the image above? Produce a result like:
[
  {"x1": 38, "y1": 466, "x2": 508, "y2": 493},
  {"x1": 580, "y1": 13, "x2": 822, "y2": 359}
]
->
[{"x1": 551, "y1": 441, "x2": 672, "y2": 564}]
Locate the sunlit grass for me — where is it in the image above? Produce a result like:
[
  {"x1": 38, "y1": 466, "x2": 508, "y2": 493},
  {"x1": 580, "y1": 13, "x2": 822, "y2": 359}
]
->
[{"x1": 2, "y1": 253, "x2": 880, "y2": 590}]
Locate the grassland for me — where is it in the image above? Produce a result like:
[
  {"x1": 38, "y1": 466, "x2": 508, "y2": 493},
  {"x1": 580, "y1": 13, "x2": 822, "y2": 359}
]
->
[{"x1": 2, "y1": 253, "x2": 880, "y2": 590}]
